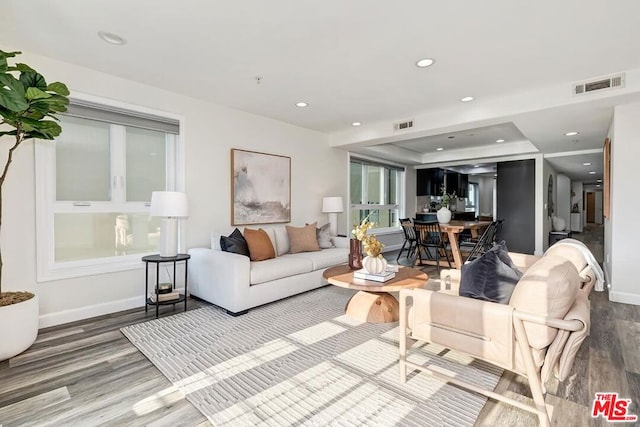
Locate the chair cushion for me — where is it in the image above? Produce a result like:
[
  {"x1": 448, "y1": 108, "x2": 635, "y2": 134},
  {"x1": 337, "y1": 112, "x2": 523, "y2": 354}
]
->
[
  {"x1": 243, "y1": 228, "x2": 276, "y2": 261},
  {"x1": 508, "y1": 255, "x2": 581, "y2": 349},
  {"x1": 219, "y1": 228, "x2": 250, "y2": 257},
  {"x1": 544, "y1": 244, "x2": 589, "y2": 272},
  {"x1": 286, "y1": 223, "x2": 321, "y2": 253},
  {"x1": 459, "y1": 242, "x2": 522, "y2": 304}
]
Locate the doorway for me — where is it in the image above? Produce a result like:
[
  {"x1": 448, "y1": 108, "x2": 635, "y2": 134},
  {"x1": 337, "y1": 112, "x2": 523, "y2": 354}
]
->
[{"x1": 586, "y1": 192, "x2": 595, "y2": 223}]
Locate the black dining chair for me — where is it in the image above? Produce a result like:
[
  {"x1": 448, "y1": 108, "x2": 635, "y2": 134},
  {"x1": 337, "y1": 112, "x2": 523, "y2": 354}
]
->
[
  {"x1": 413, "y1": 220, "x2": 452, "y2": 274},
  {"x1": 463, "y1": 220, "x2": 500, "y2": 262},
  {"x1": 396, "y1": 218, "x2": 417, "y2": 262}
]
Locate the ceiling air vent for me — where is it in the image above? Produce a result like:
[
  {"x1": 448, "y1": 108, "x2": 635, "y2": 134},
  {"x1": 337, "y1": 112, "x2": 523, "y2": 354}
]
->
[
  {"x1": 393, "y1": 119, "x2": 414, "y2": 131},
  {"x1": 572, "y1": 73, "x2": 625, "y2": 96}
]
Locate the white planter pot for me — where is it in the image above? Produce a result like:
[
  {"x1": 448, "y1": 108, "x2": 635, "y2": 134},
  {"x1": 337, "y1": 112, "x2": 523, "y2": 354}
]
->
[
  {"x1": 0, "y1": 294, "x2": 39, "y2": 361},
  {"x1": 437, "y1": 206, "x2": 452, "y2": 224},
  {"x1": 362, "y1": 255, "x2": 387, "y2": 275}
]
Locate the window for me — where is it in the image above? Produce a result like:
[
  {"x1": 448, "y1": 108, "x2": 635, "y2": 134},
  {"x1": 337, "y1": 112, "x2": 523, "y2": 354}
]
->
[
  {"x1": 466, "y1": 182, "x2": 479, "y2": 216},
  {"x1": 36, "y1": 97, "x2": 183, "y2": 281},
  {"x1": 350, "y1": 158, "x2": 405, "y2": 230}
]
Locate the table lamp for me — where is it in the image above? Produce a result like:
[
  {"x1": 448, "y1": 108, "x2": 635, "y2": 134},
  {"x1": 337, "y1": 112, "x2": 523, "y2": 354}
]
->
[
  {"x1": 322, "y1": 196, "x2": 343, "y2": 236},
  {"x1": 150, "y1": 191, "x2": 189, "y2": 257}
]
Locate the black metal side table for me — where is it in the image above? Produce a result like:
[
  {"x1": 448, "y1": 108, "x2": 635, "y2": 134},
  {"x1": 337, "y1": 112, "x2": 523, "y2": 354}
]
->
[{"x1": 142, "y1": 253, "x2": 190, "y2": 318}]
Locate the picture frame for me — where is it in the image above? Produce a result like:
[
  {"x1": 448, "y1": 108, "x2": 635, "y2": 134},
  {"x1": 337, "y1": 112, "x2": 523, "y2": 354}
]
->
[
  {"x1": 603, "y1": 137, "x2": 611, "y2": 219},
  {"x1": 231, "y1": 149, "x2": 291, "y2": 225}
]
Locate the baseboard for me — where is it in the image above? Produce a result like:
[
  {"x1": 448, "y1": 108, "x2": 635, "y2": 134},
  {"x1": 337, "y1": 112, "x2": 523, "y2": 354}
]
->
[
  {"x1": 608, "y1": 290, "x2": 640, "y2": 306},
  {"x1": 39, "y1": 287, "x2": 186, "y2": 328}
]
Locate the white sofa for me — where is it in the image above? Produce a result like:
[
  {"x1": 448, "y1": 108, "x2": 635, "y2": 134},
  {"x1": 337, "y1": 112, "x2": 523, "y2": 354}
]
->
[{"x1": 188, "y1": 225, "x2": 349, "y2": 315}]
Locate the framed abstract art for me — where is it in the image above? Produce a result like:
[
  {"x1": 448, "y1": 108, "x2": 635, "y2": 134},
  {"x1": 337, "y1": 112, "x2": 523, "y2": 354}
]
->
[{"x1": 231, "y1": 149, "x2": 291, "y2": 225}]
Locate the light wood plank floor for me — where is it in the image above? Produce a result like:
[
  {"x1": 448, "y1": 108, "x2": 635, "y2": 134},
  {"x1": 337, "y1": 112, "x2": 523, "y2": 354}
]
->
[{"x1": 1, "y1": 224, "x2": 636, "y2": 426}]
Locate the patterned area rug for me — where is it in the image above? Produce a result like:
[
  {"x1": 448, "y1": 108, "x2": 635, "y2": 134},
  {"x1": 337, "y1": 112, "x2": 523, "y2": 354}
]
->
[{"x1": 121, "y1": 286, "x2": 502, "y2": 426}]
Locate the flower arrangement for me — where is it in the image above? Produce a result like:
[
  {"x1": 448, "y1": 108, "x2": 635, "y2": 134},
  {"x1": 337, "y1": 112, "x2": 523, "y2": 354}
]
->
[
  {"x1": 352, "y1": 214, "x2": 385, "y2": 257},
  {"x1": 440, "y1": 185, "x2": 456, "y2": 209}
]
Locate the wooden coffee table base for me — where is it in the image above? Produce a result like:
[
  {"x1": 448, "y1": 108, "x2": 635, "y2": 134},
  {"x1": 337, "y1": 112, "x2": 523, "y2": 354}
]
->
[{"x1": 346, "y1": 291, "x2": 399, "y2": 323}]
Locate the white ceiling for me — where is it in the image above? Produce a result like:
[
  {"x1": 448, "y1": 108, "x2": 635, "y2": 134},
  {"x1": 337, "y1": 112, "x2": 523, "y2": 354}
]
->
[{"x1": 4, "y1": 0, "x2": 640, "y2": 181}]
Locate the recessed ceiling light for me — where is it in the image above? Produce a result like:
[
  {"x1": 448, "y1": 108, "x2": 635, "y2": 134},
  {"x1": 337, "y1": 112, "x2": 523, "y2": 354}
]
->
[
  {"x1": 597, "y1": 184, "x2": 601, "y2": 187},
  {"x1": 98, "y1": 31, "x2": 126, "y2": 45},
  {"x1": 583, "y1": 162, "x2": 592, "y2": 166},
  {"x1": 436, "y1": 147, "x2": 444, "y2": 151},
  {"x1": 496, "y1": 139, "x2": 505, "y2": 143},
  {"x1": 565, "y1": 131, "x2": 579, "y2": 136},
  {"x1": 415, "y1": 58, "x2": 435, "y2": 68},
  {"x1": 597, "y1": 179, "x2": 603, "y2": 182},
  {"x1": 589, "y1": 171, "x2": 596, "y2": 174},
  {"x1": 295, "y1": 102, "x2": 308, "y2": 108},
  {"x1": 460, "y1": 96, "x2": 475, "y2": 102},
  {"x1": 351, "y1": 122, "x2": 362, "y2": 127},
  {"x1": 474, "y1": 165, "x2": 480, "y2": 168}
]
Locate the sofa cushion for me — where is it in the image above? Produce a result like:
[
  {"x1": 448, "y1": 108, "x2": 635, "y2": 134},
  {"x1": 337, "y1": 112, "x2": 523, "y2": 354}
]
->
[
  {"x1": 287, "y1": 247, "x2": 348, "y2": 270},
  {"x1": 508, "y1": 255, "x2": 580, "y2": 349},
  {"x1": 460, "y1": 243, "x2": 522, "y2": 304},
  {"x1": 220, "y1": 228, "x2": 250, "y2": 257},
  {"x1": 316, "y1": 223, "x2": 334, "y2": 249},
  {"x1": 544, "y1": 244, "x2": 589, "y2": 273},
  {"x1": 287, "y1": 223, "x2": 321, "y2": 254},
  {"x1": 249, "y1": 256, "x2": 314, "y2": 285},
  {"x1": 263, "y1": 226, "x2": 290, "y2": 256},
  {"x1": 244, "y1": 228, "x2": 276, "y2": 261}
]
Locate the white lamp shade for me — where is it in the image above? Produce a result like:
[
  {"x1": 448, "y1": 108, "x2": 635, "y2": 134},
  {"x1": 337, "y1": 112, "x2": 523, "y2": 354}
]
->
[
  {"x1": 322, "y1": 196, "x2": 344, "y2": 213},
  {"x1": 150, "y1": 191, "x2": 189, "y2": 217}
]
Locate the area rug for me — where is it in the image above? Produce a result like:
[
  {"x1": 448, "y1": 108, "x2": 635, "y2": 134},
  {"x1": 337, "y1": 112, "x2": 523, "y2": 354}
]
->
[{"x1": 121, "y1": 286, "x2": 503, "y2": 426}]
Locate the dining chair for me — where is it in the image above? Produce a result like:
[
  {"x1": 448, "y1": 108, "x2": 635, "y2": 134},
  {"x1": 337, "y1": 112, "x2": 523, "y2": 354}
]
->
[
  {"x1": 463, "y1": 220, "x2": 499, "y2": 262},
  {"x1": 413, "y1": 220, "x2": 452, "y2": 273},
  {"x1": 396, "y1": 218, "x2": 417, "y2": 261}
]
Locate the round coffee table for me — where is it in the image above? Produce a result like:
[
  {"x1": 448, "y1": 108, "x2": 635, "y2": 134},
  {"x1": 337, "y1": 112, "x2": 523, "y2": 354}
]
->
[{"x1": 323, "y1": 264, "x2": 428, "y2": 323}]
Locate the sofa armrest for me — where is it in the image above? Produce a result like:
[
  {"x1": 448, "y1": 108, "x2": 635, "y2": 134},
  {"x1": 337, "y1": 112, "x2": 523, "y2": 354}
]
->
[
  {"x1": 332, "y1": 236, "x2": 349, "y2": 249},
  {"x1": 188, "y1": 247, "x2": 251, "y2": 313},
  {"x1": 404, "y1": 288, "x2": 515, "y2": 369}
]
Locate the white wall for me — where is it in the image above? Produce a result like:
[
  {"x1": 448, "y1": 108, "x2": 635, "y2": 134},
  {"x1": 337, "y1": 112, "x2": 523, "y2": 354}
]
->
[
  {"x1": 556, "y1": 174, "x2": 571, "y2": 227},
  {"x1": 608, "y1": 102, "x2": 640, "y2": 304},
  {"x1": 542, "y1": 160, "x2": 558, "y2": 251},
  {"x1": 0, "y1": 50, "x2": 349, "y2": 326}
]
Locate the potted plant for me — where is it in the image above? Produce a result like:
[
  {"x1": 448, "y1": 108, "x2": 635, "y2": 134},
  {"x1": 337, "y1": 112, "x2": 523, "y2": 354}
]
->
[
  {"x1": 0, "y1": 50, "x2": 69, "y2": 360},
  {"x1": 437, "y1": 185, "x2": 456, "y2": 224}
]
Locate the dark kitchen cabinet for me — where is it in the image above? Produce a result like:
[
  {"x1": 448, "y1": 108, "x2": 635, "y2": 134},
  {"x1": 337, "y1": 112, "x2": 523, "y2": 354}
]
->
[
  {"x1": 416, "y1": 168, "x2": 444, "y2": 196},
  {"x1": 445, "y1": 172, "x2": 469, "y2": 198}
]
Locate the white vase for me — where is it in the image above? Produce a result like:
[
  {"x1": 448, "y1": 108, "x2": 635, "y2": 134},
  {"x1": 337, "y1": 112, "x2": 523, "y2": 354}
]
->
[
  {"x1": 362, "y1": 255, "x2": 387, "y2": 275},
  {"x1": 437, "y1": 206, "x2": 452, "y2": 224}
]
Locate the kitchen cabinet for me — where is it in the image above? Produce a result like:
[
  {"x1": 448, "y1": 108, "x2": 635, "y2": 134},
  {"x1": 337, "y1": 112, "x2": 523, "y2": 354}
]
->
[
  {"x1": 416, "y1": 168, "x2": 444, "y2": 196},
  {"x1": 445, "y1": 172, "x2": 469, "y2": 198}
]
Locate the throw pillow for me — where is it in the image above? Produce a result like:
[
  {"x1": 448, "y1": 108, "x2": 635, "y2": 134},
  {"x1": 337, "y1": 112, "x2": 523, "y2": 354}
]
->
[
  {"x1": 219, "y1": 228, "x2": 250, "y2": 257},
  {"x1": 306, "y1": 222, "x2": 334, "y2": 249},
  {"x1": 243, "y1": 228, "x2": 276, "y2": 261},
  {"x1": 459, "y1": 243, "x2": 523, "y2": 304},
  {"x1": 287, "y1": 223, "x2": 321, "y2": 254}
]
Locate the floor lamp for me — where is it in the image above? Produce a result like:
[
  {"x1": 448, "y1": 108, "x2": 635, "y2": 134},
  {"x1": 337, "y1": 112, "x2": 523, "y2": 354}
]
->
[
  {"x1": 150, "y1": 191, "x2": 189, "y2": 257},
  {"x1": 322, "y1": 196, "x2": 344, "y2": 237}
]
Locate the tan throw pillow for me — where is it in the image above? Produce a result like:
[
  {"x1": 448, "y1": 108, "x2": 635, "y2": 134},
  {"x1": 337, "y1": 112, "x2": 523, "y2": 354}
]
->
[
  {"x1": 286, "y1": 223, "x2": 321, "y2": 254},
  {"x1": 243, "y1": 228, "x2": 276, "y2": 261}
]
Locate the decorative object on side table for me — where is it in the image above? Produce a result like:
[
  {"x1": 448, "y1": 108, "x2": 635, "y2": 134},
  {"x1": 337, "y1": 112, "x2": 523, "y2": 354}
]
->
[
  {"x1": 348, "y1": 238, "x2": 363, "y2": 270},
  {"x1": 437, "y1": 185, "x2": 455, "y2": 224},
  {"x1": 352, "y1": 215, "x2": 387, "y2": 274},
  {"x1": 150, "y1": 191, "x2": 189, "y2": 257},
  {"x1": 0, "y1": 50, "x2": 70, "y2": 361}
]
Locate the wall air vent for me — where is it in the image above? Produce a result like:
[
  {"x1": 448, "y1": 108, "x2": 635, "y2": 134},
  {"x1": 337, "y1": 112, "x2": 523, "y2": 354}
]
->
[
  {"x1": 572, "y1": 73, "x2": 625, "y2": 96},
  {"x1": 393, "y1": 119, "x2": 414, "y2": 131}
]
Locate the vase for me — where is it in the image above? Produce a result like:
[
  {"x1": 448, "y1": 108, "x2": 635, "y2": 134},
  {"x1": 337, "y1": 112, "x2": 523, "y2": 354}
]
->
[
  {"x1": 362, "y1": 255, "x2": 387, "y2": 275},
  {"x1": 349, "y1": 239, "x2": 363, "y2": 269},
  {"x1": 437, "y1": 206, "x2": 452, "y2": 224}
]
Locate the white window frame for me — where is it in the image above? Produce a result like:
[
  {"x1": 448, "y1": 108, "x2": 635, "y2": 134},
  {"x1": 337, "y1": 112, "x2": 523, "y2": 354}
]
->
[
  {"x1": 35, "y1": 92, "x2": 186, "y2": 282},
  {"x1": 350, "y1": 157, "x2": 405, "y2": 233}
]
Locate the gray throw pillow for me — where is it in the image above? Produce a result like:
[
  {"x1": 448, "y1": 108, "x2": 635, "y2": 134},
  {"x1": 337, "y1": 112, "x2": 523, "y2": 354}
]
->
[
  {"x1": 459, "y1": 242, "x2": 522, "y2": 304},
  {"x1": 316, "y1": 223, "x2": 334, "y2": 249},
  {"x1": 220, "y1": 228, "x2": 250, "y2": 257}
]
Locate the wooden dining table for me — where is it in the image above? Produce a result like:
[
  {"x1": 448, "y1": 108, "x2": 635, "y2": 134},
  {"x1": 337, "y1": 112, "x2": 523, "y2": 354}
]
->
[{"x1": 418, "y1": 220, "x2": 492, "y2": 269}]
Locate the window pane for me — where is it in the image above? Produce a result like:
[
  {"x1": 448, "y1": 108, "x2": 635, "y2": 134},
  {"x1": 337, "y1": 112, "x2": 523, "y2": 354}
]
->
[
  {"x1": 367, "y1": 166, "x2": 382, "y2": 204},
  {"x1": 388, "y1": 170, "x2": 398, "y2": 204},
  {"x1": 350, "y1": 162, "x2": 362, "y2": 204},
  {"x1": 56, "y1": 116, "x2": 111, "y2": 201},
  {"x1": 54, "y1": 213, "x2": 161, "y2": 262},
  {"x1": 126, "y1": 127, "x2": 167, "y2": 202}
]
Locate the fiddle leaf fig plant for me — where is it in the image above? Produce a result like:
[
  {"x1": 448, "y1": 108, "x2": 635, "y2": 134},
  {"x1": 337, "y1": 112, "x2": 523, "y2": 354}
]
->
[{"x1": 0, "y1": 50, "x2": 69, "y2": 303}]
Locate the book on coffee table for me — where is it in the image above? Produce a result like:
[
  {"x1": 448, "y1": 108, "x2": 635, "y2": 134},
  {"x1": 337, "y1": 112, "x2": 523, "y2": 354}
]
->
[{"x1": 353, "y1": 269, "x2": 396, "y2": 283}]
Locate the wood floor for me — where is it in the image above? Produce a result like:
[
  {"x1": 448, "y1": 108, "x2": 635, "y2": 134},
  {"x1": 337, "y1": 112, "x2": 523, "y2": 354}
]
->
[{"x1": 1, "y1": 224, "x2": 636, "y2": 426}]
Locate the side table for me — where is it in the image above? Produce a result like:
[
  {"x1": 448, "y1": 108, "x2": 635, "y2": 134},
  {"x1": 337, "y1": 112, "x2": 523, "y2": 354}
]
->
[{"x1": 142, "y1": 253, "x2": 190, "y2": 318}]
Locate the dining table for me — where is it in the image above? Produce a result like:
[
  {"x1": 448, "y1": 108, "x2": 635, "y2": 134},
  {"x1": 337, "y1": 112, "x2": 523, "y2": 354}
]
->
[{"x1": 419, "y1": 220, "x2": 492, "y2": 269}]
